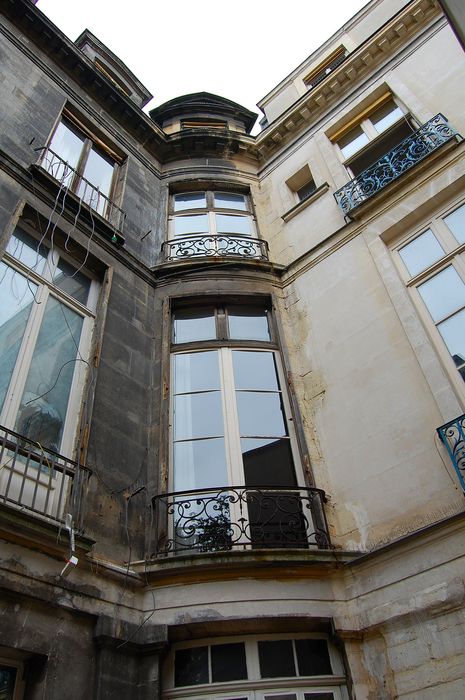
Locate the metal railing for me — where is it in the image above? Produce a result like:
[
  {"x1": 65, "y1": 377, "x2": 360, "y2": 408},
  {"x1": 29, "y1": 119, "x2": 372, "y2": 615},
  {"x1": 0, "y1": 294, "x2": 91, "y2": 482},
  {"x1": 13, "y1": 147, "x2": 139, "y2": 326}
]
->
[
  {"x1": 152, "y1": 485, "x2": 330, "y2": 555},
  {"x1": 163, "y1": 234, "x2": 269, "y2": 262},
  {"x1": 39, "y1": 147, "x2": 126, "y2": 232},
  {"x1": 0, "y1": 424, "x2": 91, "y2": 528},
  {"x1": 334, "y1": 114, "x2": 460, "y2": 216},
  {"x1": 437, "y1": 414, "x2": 465, "y2": 492}
]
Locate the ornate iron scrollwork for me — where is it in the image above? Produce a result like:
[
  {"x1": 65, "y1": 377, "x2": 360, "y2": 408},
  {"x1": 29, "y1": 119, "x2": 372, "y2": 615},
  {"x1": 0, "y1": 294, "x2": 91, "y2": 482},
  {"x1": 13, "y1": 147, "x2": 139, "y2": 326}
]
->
[
  {"x1": 163, "y1": 234, "x2": 269, "y2": 261},
  {"x1": 334, "y1": 114, "x2": 460, "y2": 215},
  {"x1": 437, "y1": 414, "x2": 465, "y2": 492},
  {"x1": 152, "y1": 485, "x2": 330, "y2": 555}
]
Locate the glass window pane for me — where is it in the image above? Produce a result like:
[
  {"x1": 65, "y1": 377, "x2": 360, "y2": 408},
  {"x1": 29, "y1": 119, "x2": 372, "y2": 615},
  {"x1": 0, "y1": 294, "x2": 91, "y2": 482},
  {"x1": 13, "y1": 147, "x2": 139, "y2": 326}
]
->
[
  {"x1": 242, "y1": 438, "x2": 296, "y2": 486},
  {"x1": 438, "y1": 309, "x2": 465, "y2": 371},
  {"x1": 174, "y1": 438, "x2": 228, "y2": 491},
  {"x1": 174, "y1": 647, "x2": 208, "y2": 686},
  {"x1": 236, "y1": 392, "x2": 287, "y2": 437},
  {"x1": 214, "y1": 193, "x2": 247, "y2": 210},
  {"x1": 399, "y1": 230, "x2": 444, "y2": 276},
  {"x1": 303, "y1": 694, "x2": 334, "y2": 700},
  {"x1": 6, "y1": 228, "x2": 48, "y2": 275},
  {"x1": 443, "y1": 203, "x2": 465, "y2": 244},
  {"x1": 46, "y1": 121, "x2": 85, "y2": 185},
  {"x1": 295, "y1": 639, "x2": 333, "y2": 675},
  {"x1": 418, "y1": 266, "x2": 465, "y2": 322},
  {"x1": 211, "y1": 643, "x2": 248, "y2": 682},
  {"x1": 0, "y1": 665, "x2": 17, "y2": 700},
  {"x1": 215, "y1": 214, "x2": 252, "y2": 236},
  {"x1": 228, "y1": 308, "x2": 270, "y2": 341},
  {"x1": 53, "y1": 259, "x2": 91, "y2": 305},
  {"x1": 258, "y1": 640, "x2": 296, "y2": 678},
  {"x1": 174, "y1": 352, "x2": 220, "y2": 394},
  {"x1": 173, "y1": 308, "x2": 216, "y2": 343},
  {"x1": 371, "y1": 101, "x2": 403, "y2": 133},
  {"x1": 78, "y1": 148, "x2": 114, "y2": 216},
  {"x1": 232, "y1": 351, "x2": 279, "y2": 391},
  {"x1": 14, "y1": 296, "x2": 84, "y2": 452},
  {"x1": 0, "y1": 264, "x2": 37, "y2": 413},
  {"x1": 174, "y1": 192, "x2": 207, "y2": 211},
  {"x1": 174, "y1": 393, "x2": 224, "y2": 440},
  {"x1": 174, "y1": 214, "x2": 209, "y2": 236},
  {"x1": 338, "y1": 126, "x2": 369, "y2": 159}
]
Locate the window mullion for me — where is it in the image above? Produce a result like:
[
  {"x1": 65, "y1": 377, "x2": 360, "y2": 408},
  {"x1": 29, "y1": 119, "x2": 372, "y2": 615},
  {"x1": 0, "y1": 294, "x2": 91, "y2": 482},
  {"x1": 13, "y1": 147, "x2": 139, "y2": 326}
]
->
[{"x1": 219, "y1": 348, "x2": 243, "y2": 488}]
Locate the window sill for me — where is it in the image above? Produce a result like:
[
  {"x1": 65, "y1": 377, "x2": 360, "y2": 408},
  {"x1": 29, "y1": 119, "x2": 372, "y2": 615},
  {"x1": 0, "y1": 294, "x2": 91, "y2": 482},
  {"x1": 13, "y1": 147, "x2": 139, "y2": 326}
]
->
[
  {"x1": 0, "y1": 502, "x2": 94, "y2": 558},
  {"x1": 282, "y1": 182, "x2": 330, "y2": 222}
]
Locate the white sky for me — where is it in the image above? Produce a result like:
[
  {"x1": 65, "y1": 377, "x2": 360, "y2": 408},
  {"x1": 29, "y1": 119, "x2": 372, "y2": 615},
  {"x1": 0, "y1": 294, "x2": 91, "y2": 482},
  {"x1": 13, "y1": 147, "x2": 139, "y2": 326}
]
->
[{"x1": 37, "y1": 0, "x2": 368, "y2": 128}]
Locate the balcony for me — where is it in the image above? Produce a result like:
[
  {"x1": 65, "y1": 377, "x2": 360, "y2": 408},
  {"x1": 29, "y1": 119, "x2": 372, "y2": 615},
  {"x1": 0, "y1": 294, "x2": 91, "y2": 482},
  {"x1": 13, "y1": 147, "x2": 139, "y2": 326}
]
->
[
  {"x1": 163, "y1": 234, "x2": 269, "y2": 262},
  {"x1": 334, "y1": 114, "x2": 460, "y2": 216},
  {"x1": 0, "y1": 424, "x2": 90, "y2": 528},
  {"x1": 152, "y1": 485, "x2": 330, "y2": 556},
  {"x1": 437, "y1": 414, "x2": 465, "y2": 492},
  {"x1": 38, "y1": 146, "x2": 126, "y2": 234}
]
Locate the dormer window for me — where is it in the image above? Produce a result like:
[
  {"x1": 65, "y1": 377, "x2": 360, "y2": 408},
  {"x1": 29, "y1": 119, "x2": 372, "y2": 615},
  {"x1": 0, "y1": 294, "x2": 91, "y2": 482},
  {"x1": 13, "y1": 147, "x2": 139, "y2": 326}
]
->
[
  {"x1": 181, "y1": 119, "x2": 228, "y2": 130},
  {"x1": 304, "y1": 46, "x2": 348, "y2": 90}
]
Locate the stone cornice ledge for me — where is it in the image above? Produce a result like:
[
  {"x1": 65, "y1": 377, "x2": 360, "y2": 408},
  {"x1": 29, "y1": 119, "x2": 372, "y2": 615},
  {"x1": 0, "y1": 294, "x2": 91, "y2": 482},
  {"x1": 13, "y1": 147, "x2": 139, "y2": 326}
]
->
[
  {"x1": 282, "y1": 183, "x2": 330, "y2": 222},
  {"x1": 256, "y1": 0, "x2": 441, "y2": 160}
]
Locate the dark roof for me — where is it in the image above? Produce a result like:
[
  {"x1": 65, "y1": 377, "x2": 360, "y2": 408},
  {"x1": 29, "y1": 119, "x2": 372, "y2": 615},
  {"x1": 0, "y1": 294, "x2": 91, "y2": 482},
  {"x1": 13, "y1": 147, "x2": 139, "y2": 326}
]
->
[{"x1": 149, "y1": 92, "x2": 257, "y2": 134}]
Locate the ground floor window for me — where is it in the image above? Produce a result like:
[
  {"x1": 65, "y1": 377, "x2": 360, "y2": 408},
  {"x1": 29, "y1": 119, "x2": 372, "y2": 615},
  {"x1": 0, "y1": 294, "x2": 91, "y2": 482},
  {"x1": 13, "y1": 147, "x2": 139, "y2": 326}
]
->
[{"x1": 163, "y1": 635, "x2": 348, "y2": 700}]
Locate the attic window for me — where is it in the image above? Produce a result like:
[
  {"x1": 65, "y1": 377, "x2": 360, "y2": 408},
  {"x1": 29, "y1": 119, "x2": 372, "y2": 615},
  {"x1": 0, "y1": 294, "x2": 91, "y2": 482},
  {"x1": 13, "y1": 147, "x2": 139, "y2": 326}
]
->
[
  {"x1": 94, "y1": 59, "x2": 131, "y2": 96},
  {"x1": 181, "y1": 119, "x2": 228, "y2": 130},
  {"x1": 304, "y1": 46, "x2": 348, "y2": 90},
  {"x1": 286, "y1": 165, "x2": 317, "y2": 202}
]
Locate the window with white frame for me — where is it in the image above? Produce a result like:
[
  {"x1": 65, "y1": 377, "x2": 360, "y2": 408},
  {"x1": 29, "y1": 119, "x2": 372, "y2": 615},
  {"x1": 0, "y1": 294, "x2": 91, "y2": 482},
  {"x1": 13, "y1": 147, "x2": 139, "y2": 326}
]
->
[
  {"x1": 41, "y1": 115, "x2": 120, "y2": 219},
  {"x1": 0, "y1": 226, "x2": 98, "y2": 455},
  {"x1": 163, "y1": 634, "x2": 348, "y2": 700},
  {"x1": 171, "y1": 191, "x2": 256, "y2": 241},
  {"x1": 333, "y1": 97, "x2": 415, "y2": 177},
  {"x1": 164, "y1": 304, "x2": 327, "y2": 553},
  {"x1": 394, "y1": 200, "x2": 465, "y2": 385}
]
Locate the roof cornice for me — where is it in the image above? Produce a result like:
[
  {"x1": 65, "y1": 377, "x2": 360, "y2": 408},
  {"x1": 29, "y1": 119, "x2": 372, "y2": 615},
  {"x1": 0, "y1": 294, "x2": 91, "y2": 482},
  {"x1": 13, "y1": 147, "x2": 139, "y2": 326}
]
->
[{"x1": 255, "y1": 0, "x2": 441, "y2": 160}]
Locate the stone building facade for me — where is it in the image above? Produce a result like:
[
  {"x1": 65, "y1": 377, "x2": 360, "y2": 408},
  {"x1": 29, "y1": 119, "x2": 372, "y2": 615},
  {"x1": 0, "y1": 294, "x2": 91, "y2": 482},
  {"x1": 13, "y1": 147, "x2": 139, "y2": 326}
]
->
[{"x1": 0, "y1": 0, "x2": 464, "y2": 698}]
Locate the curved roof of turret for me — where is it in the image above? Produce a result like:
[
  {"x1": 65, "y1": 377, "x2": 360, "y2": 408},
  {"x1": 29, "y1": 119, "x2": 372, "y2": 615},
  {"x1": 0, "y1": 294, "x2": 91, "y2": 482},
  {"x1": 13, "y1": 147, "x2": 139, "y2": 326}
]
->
[{"x1": 149, "y1": 92, "x2": 257, "y2": 134}]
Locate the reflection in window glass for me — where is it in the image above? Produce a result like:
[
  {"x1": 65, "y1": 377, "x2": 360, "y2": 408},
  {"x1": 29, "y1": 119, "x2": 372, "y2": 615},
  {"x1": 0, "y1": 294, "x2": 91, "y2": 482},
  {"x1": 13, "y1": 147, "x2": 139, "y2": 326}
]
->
[
  {"x1": 173, "y1": 438, "x2": 228, "y2": 491},
  {"x1": 48, "y1": 120, "x2": 85, "y2": 178},
  {"x1": 215, "y1": 214, "x2": 251, "y2": 235},
  {"x1": 211, "y1": 643, "x2": 248, "y2": 682},
  {"x1": 214, "y1": 193, "x2": 247, "y2": 210},
  {"x1": 175, "y1": 647, "x2": 208, "y2": 686},
  {"x1": 6, "y1": 229, "x2": 48, "y2": 274},
  {"x1": 0, "y1": 665, "x2": 17, "y2": 700},
  {"x1": 438, "y1": 309, "x2": 465, "y2": 381},
  {"x1": 14, "y1": 297, "x2": 84, "y2": 452},
  {"x1": 174, "y1": 351, "x2": 220, "y2": 393},
  {"x1": 232, "y1": 351, "x2": 278, "y2": 391},
  {"x1": 242, "y1": 438, "x2": 296, "y2": 487},
  {"x1": 174, "y1": 392, "x2": 224, "y2": 441},
  {"x1": 0, "y1": 264, "x2": 37, "y2": 413},
  {"x1": 399, "y1": 230, "x2": 444, "y2": 276},
  {"x1": 174, "y1": 192, "x2": 207, "y2": 211},
  {"x1": 295, "y1": 639, "x2": 333, "y2": 675},
  {"x1": 371, "y1": 101, "x2": 403, "y2": 133},
  {"x1": 174, "y1": 214, "x2": 209, "y2": 236},
  {"x1": 258, "y1": 640, "x2": 296, "y2": 678},
  {"x1": 338, "y1": 126, "x2": 369, "y2": 159},
  {"x1": 443, "y1": 203, "x2": 465, "y2": 244},
  {"x1": 173, "y1": 308, "x2": 216, "y2": 343},
  {"x1": 418, "y1": 266, "x2": 465, "y2": 322},
  {"x1": 53, "y1": 259, "x2": 90, "y2": 305},
  {"x1": 236, "y1": 393, "x2": 287, "y2": 438},
  {"x1": 228, "y1": 308, "x2": 270, "y2": 340}
]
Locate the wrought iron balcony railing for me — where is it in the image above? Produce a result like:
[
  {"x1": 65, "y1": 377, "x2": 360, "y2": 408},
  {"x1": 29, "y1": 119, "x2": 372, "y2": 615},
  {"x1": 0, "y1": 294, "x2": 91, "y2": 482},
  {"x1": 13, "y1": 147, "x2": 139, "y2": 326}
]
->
[
  {"x1": 437, "y1": 414, "x2": 465, "y2": 492},
  {"x1": 0, "y1": 424, "x2": 91, "y2": 528},
  {"x1": 334, "y1": 114, "x2": 460, "y2": 216},
  {"x1": 39, "y1": 147, "x2": 126, "y2": 232},
  {"x1": 163, "y1": 234, "x2": 269, "y2": 262},
  {"x1": 152, "y1": 485, "x2": 330, "y2": 555}
]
